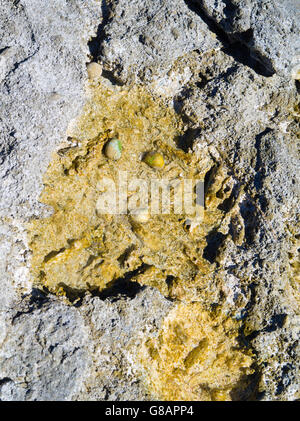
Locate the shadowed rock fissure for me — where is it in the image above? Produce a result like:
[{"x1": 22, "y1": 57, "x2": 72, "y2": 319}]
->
[
  {"x1": 55, "y1": 266, "x2": 148, "y2": 304},
  {"x1": 88, "y1": 0, "x2": 112, "y2": 60},
  {"x1": 184, "y1": 0, "x2": 275, "y2": 77},
  {"x1": 88, "y1": 0, "x2": 124, "y2": 85},
  {"x1": 97, "y1": 264, "x2": 148, "y2": 301}
]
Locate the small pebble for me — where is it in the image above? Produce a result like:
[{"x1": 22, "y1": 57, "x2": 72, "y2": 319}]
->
[
  {"x1": 143, "y1": 151, "x2": 164, "y2": 169},
  {"x1": 130, "y1": 208, "x2": 150, "y2": 223},
  {"x1": 291, "y1": 65, "x2": 300, "y2": 80},
  {"x1": 87, "y1": 62, "x2": 102, "y2": 80},
  {"x1": 104, "y1": 138, "x2": 122, "y2": 160}
]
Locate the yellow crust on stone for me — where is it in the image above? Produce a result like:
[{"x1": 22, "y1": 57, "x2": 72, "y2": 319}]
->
[
  {"x1": 139, "y1": 302, "x2": 254, "y2": 401},
  {"x1": 28, "y1": 80, "x2": 232, "y2": 298},
  {"x1": 27, "y1": 79, "x2": 256, "y2": 400}
]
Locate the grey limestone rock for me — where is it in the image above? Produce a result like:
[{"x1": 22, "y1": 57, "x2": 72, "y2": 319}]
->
[
  {"x1": 0, "y1": 0, "x2": 102, "y2": 219},
  {"x1": 190, "y1": 0, "x2": 300, "y2": 77},
  {"x1": 0, "y1": 293, "x2": 89, "y2": 401},
  {"x1": 99, "y1": 0, "x2": 221, "y2": 83},
  {"x1": 0, "y1": 287, "x2": 172, "y2": 401},
  {"x1": 75, "y1": 288, "x2": 174, "y2": 401}
]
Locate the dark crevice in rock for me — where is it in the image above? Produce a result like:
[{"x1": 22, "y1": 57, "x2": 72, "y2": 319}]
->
[
  {"x1": 49, "y1": 263, "x2": 148, "y2": 304},
  {"x1": 0, "y1": 133, "x2": 17, "y2": 165},
  {"x1": 88, "y1": 0, "x2": 112, "y2": 61},
  {"x1": 218, "y1": 183, "x2": 239, "y2": 213},
  {"x1": 176, "y1": 127, "x2": 201, "y2": 152},
  {"x1": 81, "y1": 255, "x2": 98, "y2": 271},
  {"x1": 203, "y1": 230, "x2": 226, "y2": 263},
  {"x1": 195, "y1": 72, "x2": 209, "y2": 89},
  {"x1": 0, "y1": 378, "x2": 12, "y2": 387},
  {"x1": 117, "y1": 245, "x2": 136, "y2": 267},
  {"x1": 265, "y1": 313, "x2": 287, "y2": 333},
  {"x1": 204, "y1": 165, "x2": 219, "y2": 198},
  {"x1": 173, "y1": 87, "x2": 194, "y2": 115},
  {"x1": 165, "y1": 275, "x2": 175, "y2": 289},
  {"x1": 222, "y1": 0, "x2": 237, "y2": 15},
  {"x1": 184, "y1": 0, "x2": 275, "y2": 77},
  {"x1": 246, "y1": 313, "x2": 288, "y2": 341},
  {"x1": 12, "y1": 288, "x2": 49, "y2": 321},
  {"x1": 55, "y1": 284, "x2": 86, "y2": 305},
  {"x1": 88, "y1": 1, "x2": 125, "y2": 86},
  {"x1": 101, "y1": 69, "x2": 124, "y2": 86},
  {"x1": 0, "y1": 46, "x2": 10, "y2": 55},
  {"x1": 97, "y1": 264, "x2": 148, "y2": 301},
  {"x1": 239, "y1": 197, "x2": 259, "y2": 244},
  {"x1": 254, "y1": 128, "x2": 273, "y2": 174},
  {"x1": 215, "y1": 63, "x2": 240, "y2": 84},
  {"x1": 229, "y1": 370, "x2": 261, "y2": 401},
  {"x1": 254, "y1": 128, "x2": 273, "y2": 212},
  {"x1": 238, "y1": 28, "x2": 254, "y2": 44},
  {"x1": 218, "y1": 190, "x2": 235, "y2": 212},
  {"x1": 28, "y1": 288, "x2": 49, "y2": 308},
  {"x1": 256, "y1": 390, "x2": 267, "y2": 400},
  {"x1": 3, "y1": 49, "x2": 40, "y2": 84},
  {"x1": 231, "y1": 40, "x2": 274, "y2": 76},
  {"x1": 97, "y1": 280, "x2": 144, "y2": 301},
  {"x1": 43, "y1": 247, "x2": 66, "y2": 263}
]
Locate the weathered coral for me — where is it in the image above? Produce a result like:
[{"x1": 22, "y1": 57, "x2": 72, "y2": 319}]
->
[{"x1": 139, "y1": 303, "x2": 254, "y2": 401}]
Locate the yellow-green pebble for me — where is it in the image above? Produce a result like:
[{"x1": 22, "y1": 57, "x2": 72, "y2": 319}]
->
[
  {"x1": 104, "y1": 138, "x2": 122, "y2": 160},
  {"x1": 143, "y1": 151, "x2": 164, "y2": 169}
]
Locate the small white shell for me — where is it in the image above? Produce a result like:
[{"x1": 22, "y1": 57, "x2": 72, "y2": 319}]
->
[
  {"x1": 130, "y1": 208, "x2": 150, "y2": 223},
  {"x1": 291, "y1": 65, "x2": 300, "y2": 80},
  {"x1": 87, "y1": 62, "x2": 102, "y2": 80}
]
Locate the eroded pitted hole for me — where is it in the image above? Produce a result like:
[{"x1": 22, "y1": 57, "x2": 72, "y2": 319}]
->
[
  {"x1": 203, "y1": 230, "x2": 227, "y2": 263},
  {"x1": 176, "y1": 127, "x2": 201, "y2": 152}
]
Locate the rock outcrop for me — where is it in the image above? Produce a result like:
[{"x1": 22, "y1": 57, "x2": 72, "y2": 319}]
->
[{"x1": 0, "y1": 0, "x2": 299, "y2": 401}]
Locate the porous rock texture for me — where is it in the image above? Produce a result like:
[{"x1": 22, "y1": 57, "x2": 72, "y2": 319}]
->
[{"x1": 0, "y1": 0, "x2": 299, "y2": 401}]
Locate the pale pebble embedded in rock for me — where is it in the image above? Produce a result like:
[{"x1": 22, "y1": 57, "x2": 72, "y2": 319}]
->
[
  {"x1": 291, "y1": 65, "x2": 300, "y2": 80},
  {"x1": 104, "y1": 138, "x2": 122, "y2": 160},
  {"x1": 130, "y1": 208, "x2": 150, "y2": 223},
  {"x1": 87, "y1": 62, "x2": 103, "y2": 80}
]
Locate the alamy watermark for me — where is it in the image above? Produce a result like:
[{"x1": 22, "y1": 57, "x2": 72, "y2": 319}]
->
[{"x1": 96, "y1": 171, "x2": 204, "y2": 220}]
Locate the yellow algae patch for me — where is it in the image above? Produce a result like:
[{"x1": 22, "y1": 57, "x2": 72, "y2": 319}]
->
[
  {"x1": 139, "y1": 303, "x2": 254, "y2": 401},
  {"x1": 28, "y1": 78, "x2": 241, "y2": 300},
  {"x1": 27, "y1": 77, "x2": 256, "y2": 400},
  {"x1": 286, "y1": 222, "x2": 300, "y2": 308}
]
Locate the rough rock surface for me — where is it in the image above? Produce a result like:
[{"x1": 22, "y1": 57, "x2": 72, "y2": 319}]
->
[
  {"x1": 0, "y1": 292, "x2": 89, "y2": 401},
  {"x1": 75, "y1": 288, "x2": 173, "y2": 401},
  {"x1": 99, "y1": 0, "x2": 221, "y2": 83},
  {"x1": 0, "y1": 0, "x2": 102, "y2": 219},
  {"x1": 0, "y1": 287, "x2": 172, "y2": 401},
  {"x1": 0, "y1": 0, "x2": 299, "y2": 401},
  {"x1": 190, "y1": 0, "x2": 300, "y2": 77}
]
